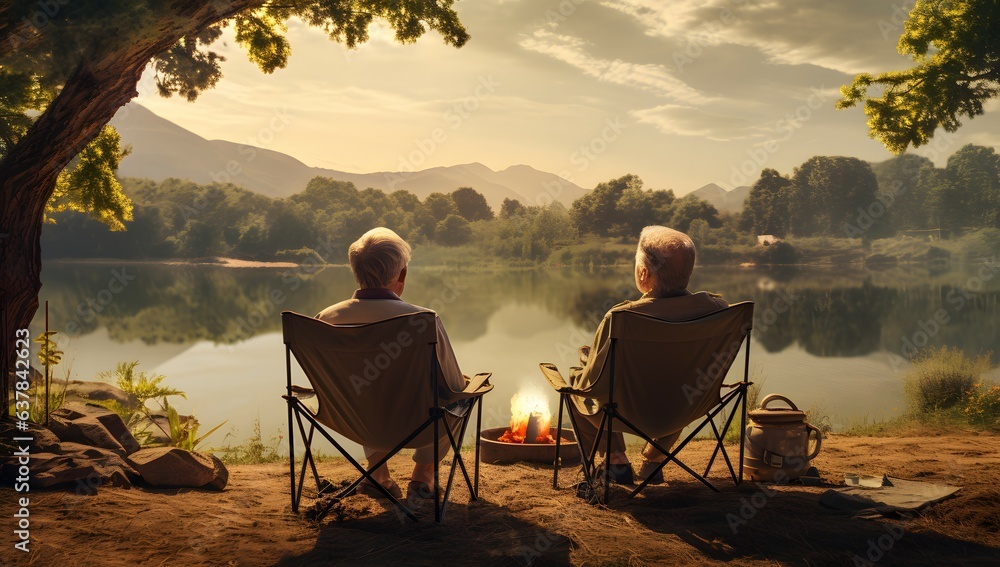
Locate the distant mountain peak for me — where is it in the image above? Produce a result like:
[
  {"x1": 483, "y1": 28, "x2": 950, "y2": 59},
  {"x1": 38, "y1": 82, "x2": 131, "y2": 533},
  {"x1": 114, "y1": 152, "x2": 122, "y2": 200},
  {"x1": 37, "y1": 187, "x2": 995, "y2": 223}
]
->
[
  {"x1": 109, "y1": 103, "x2": 587, "y2": 208},
  {"x1": 689, "y1": 183, "x2": 750, "y2": 213}
]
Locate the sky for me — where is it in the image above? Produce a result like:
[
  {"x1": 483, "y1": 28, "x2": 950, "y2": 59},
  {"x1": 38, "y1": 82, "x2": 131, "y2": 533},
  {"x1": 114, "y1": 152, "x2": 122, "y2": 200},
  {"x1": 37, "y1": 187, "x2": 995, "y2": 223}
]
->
[{"x1": 134, "y1": 0, "x2": 1000, "y2": 195}]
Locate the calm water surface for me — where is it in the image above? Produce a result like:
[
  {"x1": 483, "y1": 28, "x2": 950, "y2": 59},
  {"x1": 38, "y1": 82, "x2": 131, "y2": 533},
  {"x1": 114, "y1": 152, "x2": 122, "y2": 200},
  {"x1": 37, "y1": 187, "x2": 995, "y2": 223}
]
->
[{"x1": 30, "y1": 260, "x2": 1000, "y2": 456}]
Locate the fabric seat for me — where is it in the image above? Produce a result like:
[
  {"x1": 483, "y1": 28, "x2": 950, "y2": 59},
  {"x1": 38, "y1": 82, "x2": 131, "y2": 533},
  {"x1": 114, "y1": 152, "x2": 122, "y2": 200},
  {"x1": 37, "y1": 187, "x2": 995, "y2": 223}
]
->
[
  {"x1": 541, "y1": 302, "x2": 754, "y2": 503},
  {"x1": 281, "y1": 310, "x2": 493, "y2": 522}
]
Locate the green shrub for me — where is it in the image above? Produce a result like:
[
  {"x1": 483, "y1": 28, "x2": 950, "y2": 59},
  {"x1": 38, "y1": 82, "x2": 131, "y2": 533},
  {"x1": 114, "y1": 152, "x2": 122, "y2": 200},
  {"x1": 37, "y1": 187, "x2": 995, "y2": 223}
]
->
[
  {"x1": 755, "y1": 241, "x2": 798, "y2": 265},
  {"x1": 903, "y1": 347, "x2": 992, "y2": 412},
  {"x1": 218, "y1": 418, "x2": 283, "y2": 464},
  {"x1": 964, "y1": 381, "x2": 1000, "y2": 430}
]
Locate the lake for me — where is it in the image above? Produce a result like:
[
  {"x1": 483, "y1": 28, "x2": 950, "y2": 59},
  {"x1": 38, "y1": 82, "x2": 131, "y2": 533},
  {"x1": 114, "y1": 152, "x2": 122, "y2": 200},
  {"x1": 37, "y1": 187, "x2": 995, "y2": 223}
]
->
[{"x1": 28, "y1": 259, "x2": 1000, "y2": 457}]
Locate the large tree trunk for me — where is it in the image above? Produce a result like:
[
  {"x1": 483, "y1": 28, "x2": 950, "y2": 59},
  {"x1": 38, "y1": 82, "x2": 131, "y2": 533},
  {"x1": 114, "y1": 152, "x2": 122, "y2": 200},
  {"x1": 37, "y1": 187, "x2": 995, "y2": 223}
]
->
[{"x1": 0, "y1": 0, "x2": 259, "y2": 418}]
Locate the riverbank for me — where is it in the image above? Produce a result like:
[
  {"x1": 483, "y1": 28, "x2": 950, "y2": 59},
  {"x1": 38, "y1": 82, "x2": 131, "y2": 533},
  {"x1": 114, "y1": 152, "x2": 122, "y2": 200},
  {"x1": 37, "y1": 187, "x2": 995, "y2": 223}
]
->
[
  {"x1": 5, "y1": 433, "x2": 997, "y2": 566},
  {"x1": 42, "y1": 229, "x2": 1000, "y2": 270}
]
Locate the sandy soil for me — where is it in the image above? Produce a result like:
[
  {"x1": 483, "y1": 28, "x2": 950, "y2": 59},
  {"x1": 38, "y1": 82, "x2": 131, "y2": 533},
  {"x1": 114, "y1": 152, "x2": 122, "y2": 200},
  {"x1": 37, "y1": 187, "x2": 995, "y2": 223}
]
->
[{"x1": 3, "y1": 433, "x2": 999, "y2": 567}]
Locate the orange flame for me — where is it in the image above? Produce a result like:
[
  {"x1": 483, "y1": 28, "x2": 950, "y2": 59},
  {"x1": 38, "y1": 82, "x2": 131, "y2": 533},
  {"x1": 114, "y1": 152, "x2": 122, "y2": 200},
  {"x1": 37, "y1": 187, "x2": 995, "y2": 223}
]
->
[{"x1": 498, "y1": 388, "x2": 555, "y2": 444}]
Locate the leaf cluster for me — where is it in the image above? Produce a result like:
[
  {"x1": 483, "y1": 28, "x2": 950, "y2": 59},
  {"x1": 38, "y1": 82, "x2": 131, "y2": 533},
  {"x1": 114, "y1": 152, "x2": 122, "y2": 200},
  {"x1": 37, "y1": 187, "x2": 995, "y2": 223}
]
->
[{"x1": 838, "y1": 0, "x2": 1000, "y2": 152}]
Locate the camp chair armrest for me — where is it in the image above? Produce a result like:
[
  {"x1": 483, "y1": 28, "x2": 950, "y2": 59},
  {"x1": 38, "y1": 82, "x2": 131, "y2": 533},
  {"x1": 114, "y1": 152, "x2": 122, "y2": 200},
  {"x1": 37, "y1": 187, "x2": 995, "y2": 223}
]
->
[
  {"x1": 539, "y1": 363, "x2": 593, "y2": 397},
  {"x1": 289, "y1": 385, "x2": 316, "y2": 398},
  {"x1": 459, "y1": 372, "x2": 493, "y2": 395},
  {"x1": 721, "y1": 380, "x2": 754, "y2": 389}
]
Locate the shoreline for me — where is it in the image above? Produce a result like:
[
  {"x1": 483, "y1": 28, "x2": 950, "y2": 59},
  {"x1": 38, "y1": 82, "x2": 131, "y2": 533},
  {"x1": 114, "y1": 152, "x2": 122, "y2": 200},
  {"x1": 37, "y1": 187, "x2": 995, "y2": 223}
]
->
[{"x1": 4, "y1": 433, "x2": 997, "y2": 566}]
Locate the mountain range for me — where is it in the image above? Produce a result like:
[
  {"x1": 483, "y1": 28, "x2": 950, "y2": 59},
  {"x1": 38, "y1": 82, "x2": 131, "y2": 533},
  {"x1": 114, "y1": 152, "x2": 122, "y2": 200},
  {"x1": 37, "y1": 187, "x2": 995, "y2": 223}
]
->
[
  {"x1": 110, "y1": 104, "x2": 590, "y2": 209},
  {"x1": 688, "y1": 183, "x2": 751, "y2": 214},
  {"x1": 109, "y1": 103, "x2": 750, "y2": 212}
]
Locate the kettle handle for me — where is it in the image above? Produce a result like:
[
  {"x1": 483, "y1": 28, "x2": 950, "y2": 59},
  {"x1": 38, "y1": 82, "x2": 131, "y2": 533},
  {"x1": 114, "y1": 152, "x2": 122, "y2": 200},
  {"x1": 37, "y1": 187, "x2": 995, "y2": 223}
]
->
[
  {"x1": 805, "y1": 423, "x2": 823, "y2": 460},
  {"x1": 759, "y1": 393, "x2": 799, "y2": 411}
]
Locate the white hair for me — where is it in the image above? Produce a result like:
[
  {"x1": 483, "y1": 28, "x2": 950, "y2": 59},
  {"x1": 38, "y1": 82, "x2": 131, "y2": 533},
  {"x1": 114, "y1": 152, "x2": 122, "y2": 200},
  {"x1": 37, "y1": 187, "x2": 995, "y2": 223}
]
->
[
  {"x1": 635, "y1": 226, "x2": 696, "y2": 294},
  {"x1": 348, "y1": 227, "x2": 411, "y2": 289}
]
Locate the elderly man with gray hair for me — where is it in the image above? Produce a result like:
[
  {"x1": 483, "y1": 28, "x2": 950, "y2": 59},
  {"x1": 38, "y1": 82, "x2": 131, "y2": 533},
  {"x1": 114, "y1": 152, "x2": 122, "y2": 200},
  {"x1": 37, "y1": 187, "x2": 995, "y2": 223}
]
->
[
  {"x1": 567, "y1": 225, "x2": 729, "y2": 485},
  {"x1": 316, "y1": 227, "x2": 468, "y2": 501}
]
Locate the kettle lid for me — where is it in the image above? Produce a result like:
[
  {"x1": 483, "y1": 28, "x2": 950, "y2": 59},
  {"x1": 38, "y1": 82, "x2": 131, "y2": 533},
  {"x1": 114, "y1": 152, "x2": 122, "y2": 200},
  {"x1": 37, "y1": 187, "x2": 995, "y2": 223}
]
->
[{"x1": 749, "y1": 394, "x2": 807, "y2": 423}]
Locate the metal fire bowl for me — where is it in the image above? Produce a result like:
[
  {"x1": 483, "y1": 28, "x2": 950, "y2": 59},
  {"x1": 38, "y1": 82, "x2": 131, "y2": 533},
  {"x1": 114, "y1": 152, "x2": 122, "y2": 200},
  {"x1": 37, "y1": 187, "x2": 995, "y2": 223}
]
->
[{"x1": 479, "y1": 427, "x2": 582, "y2": 465}]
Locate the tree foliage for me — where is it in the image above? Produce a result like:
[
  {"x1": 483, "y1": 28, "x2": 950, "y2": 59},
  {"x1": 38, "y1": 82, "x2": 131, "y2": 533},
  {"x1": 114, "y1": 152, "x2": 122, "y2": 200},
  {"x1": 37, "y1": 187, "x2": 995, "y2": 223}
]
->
[
  {"x1": 0, "y1": 0, "x2": 470, "y2": 226},
  {"x1": 742, "y1": 169, "x2": 792, "y2": 237},
  {"x1": 570, "y1": 174, "x2": 713, "y2": 238},
  {"x1": 451, "y1": 186, "x2": 494, "y2": 221},
  {"x1": 838, "y1": 0, "x2": 1000, "y2": 153}
]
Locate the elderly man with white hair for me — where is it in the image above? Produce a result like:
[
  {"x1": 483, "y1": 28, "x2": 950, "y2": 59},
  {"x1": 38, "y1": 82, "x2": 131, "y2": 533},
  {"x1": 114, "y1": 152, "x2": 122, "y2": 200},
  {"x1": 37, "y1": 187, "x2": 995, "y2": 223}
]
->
[
  {"x1": 568, "y1": 225, "x2": 729, "y2": 485},
  {"x1": 316, "y1": 227, "x2": 468, "y2": 501}
]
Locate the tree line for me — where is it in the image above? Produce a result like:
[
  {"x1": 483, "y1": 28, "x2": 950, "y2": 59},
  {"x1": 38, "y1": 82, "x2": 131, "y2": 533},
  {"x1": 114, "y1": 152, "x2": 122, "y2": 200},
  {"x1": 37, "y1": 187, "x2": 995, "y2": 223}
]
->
[
  {"x1": 41, "y1": 174, "x2": 725, "y2": 263},
  {"x1": 43, "y1": 144, "x2": 1000, "y2": 264},
  {"x1": 741, "y1": 144, "x2": 1000, "y2": 240}
]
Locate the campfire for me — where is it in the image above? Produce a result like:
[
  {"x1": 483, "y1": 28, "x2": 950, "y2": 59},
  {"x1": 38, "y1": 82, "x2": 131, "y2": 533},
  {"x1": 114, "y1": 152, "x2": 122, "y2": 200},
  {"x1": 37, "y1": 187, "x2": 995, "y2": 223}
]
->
[{"x1": 497, "y1": 389, "x2": 555, "y2": 444}]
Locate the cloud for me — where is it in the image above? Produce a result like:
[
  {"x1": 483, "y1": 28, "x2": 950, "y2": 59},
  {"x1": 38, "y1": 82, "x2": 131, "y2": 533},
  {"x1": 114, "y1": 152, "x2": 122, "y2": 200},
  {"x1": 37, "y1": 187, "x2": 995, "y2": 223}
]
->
[
  {"x1": 599, "y1": 0, "x2": 917, "y2": 75},
  {"x1": 518, "y1": 29, "x2": 707, "y2": 104},
  {"x1": 631, "y1": 103, "x2": 771, "y2": 141}
]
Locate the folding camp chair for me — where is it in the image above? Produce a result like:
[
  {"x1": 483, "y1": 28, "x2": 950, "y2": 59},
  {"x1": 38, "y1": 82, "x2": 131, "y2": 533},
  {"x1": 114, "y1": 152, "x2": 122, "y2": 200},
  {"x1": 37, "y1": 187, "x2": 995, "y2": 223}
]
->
[
  {"x1": 542, "y1": 302, "x2": 754, "y2": 503},
  {"x1": 281, "y1": 310, "x2": 493, "y2": 522}
]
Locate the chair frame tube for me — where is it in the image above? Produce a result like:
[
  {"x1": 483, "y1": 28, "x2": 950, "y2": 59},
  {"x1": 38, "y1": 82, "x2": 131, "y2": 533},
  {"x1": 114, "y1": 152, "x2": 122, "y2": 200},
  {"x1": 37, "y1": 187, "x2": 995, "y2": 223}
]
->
[{"x1": 552, "y1": 327, "x2": 753, "y2": 504}]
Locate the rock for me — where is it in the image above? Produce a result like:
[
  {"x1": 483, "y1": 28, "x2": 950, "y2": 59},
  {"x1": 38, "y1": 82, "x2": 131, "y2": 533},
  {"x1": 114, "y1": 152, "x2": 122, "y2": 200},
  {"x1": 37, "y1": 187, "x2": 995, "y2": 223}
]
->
[
  {"x1": 130, "y1": 413, "x2": 173, "y2": 445},
  {"x1": 128, "y1": 447, "x2": 229, "y2": 490},
  {"x1": 0, "y1": 421, "x2": 60, "y2": 451},
  {"x1": 48, "y1": 442, "x2": 141, "y2": 479},
  {"x1": 0, "y1": 452, "x2": 112, "y2": 491},
  {"x1": 50, "y1": 402, "x2": 140, "y2": 455},
  {"x1": 63, "y1": 380, "x2": 138, "y2": 410},
  {"x1": 203, "y1": 453, "x2": 229, "y2": 491}
]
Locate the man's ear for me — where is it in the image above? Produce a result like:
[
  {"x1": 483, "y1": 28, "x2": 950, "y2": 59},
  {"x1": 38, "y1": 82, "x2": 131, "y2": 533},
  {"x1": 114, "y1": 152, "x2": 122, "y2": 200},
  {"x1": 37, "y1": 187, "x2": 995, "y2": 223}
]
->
[{"x1": 398, "y1": 267, "x2": 407, "y2": 284}]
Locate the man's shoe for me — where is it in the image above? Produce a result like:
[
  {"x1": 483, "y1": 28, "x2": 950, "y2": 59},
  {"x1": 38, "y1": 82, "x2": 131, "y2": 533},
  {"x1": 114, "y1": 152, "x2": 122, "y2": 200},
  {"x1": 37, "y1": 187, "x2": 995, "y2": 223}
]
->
[
  {"x1": 406, "y1": 480, "x2": 435, "y2": 501},
  {"x1": 596, "y1": 461, "x2": 635, "y2": 485},
  {"x1": 636, "y1": 461, "x2": 665, "y2": 485},
  {"x1": 358, "y1": 478, "x2": 403, "y2": 500}
]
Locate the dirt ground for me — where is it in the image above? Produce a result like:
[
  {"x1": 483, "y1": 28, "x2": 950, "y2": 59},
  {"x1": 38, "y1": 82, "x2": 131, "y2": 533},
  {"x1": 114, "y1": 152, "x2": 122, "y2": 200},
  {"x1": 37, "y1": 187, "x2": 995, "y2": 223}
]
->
[{"x1": 3, "y1": 433, "x2": 999, "y2": 566}]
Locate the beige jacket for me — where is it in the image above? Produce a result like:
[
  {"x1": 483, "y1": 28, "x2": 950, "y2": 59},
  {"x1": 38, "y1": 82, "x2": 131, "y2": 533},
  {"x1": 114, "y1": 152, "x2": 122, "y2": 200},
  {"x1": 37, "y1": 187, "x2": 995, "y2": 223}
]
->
[{"x1": 316, "y1": 289, "x2": 467, "y2": 393}]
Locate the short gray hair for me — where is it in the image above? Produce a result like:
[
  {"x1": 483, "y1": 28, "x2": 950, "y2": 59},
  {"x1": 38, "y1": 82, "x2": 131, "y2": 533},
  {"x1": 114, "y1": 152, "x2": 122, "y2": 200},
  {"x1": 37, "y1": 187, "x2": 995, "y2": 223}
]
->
[
  {"x1": 635, "y1": 226, "x2": 696, "y2": 293},
  {"x1": 348, "y1": 227, "x2": 411, "y2": 289}
]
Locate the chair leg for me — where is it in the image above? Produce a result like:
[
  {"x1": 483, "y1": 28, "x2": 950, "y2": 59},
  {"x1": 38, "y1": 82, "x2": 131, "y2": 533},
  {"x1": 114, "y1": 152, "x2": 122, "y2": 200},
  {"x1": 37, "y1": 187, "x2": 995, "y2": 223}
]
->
[
  {"x1": 562, "y1": 398, "x2": 598, "y2": 492},
  {"x1": 288, "y1": 400, "x2": 297, "y2": 513},
  {"x1": 603, "y1": 403, "x2": 617, "y2": 504},
  {"x1": 475, "y1": 398, "x2": 482, "y2": 497},
  {"x1": 553, "y1": 394, "x2": 565, "y2": 489},
  {"x1": 434, "y1": 410, "x2": 441, "y2": 523}
]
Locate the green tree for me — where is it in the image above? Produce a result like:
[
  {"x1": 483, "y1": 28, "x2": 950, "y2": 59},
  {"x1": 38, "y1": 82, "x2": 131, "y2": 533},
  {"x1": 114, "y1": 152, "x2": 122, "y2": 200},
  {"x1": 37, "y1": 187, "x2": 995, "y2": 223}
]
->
[
  {"x1": 450, "y1": 187, "x2": 493, "y2": 221},
  {"x1": 946, "y1": 144, "x2": 1000, "y2": 228},
  {"x1": 0, "y1": 0, "x2": 468, "y2": 412},
  {"x1": 741, "y1": 168, "x2": 792, "y2": 237},
  {"x1": 424, "y1": 192, "x2": 458, "y2": 222},
  {"x1": 667, "y1": 194, "x2": 721, "y2": 233},
  {"x1": 571, "y1": 174, "x2": 644, "y2": 237},
  {"x1": 499, "y1": 198, "x2": 525, "y2": 219},
  {"x1": 790, "y1": 156, "x2": 887, "y2": 238},
  {"x1": 870, "y1": 154, "x2": 934, "y2": 231},
  {"x1": 435, "y1": 214, "x2": 472, "y2": 246},
  {"x1": 838, "y1": 0, "x2": 1000, "y2": 153}
]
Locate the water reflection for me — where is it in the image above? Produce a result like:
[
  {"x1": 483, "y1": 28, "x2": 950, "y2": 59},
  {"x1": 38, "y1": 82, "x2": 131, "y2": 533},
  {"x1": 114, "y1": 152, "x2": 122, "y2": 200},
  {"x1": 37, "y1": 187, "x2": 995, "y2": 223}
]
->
[{"x1": 31, "y1": 261, "x2": 1000, "y2": 444}]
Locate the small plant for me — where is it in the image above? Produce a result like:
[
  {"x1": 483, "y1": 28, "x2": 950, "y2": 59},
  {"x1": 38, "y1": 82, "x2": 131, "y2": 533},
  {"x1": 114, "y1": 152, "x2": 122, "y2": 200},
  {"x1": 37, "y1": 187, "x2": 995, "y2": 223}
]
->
[
  {"x1": 218, "y1": 418, "x2": 283, "y2": 464},
  {"x1": 29, "y1": 331, "x2": 67, "y2": 423},
  {"x1": 96, "y1": 361, "x2": 224, "y2": 450},
  {"x1": 964, "y1": 382, "x2": 1000, "y2": 430},
  {"x1": 724, "y1": 379, "x2": 763, "y2": 444},
  {"x1": 163, "y1": 397, "x2": 227, "y2": 452},
  {"x1": 903, "y1": 347, "x2": 993, "y2": 412}
]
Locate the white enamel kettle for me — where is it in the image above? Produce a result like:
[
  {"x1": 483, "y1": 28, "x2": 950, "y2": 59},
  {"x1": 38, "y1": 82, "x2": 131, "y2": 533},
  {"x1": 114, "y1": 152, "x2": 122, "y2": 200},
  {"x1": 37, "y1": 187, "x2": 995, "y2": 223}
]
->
[{"x1": 744, "y1": 394, "x2": 822, "y2": 482}]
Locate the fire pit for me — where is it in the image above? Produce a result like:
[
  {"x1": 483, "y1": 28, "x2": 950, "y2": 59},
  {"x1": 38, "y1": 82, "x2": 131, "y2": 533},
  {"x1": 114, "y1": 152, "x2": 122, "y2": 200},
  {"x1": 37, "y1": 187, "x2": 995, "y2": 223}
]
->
[{"x1": 479, "y1": 389, "x2": 581, "y2": 465}]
